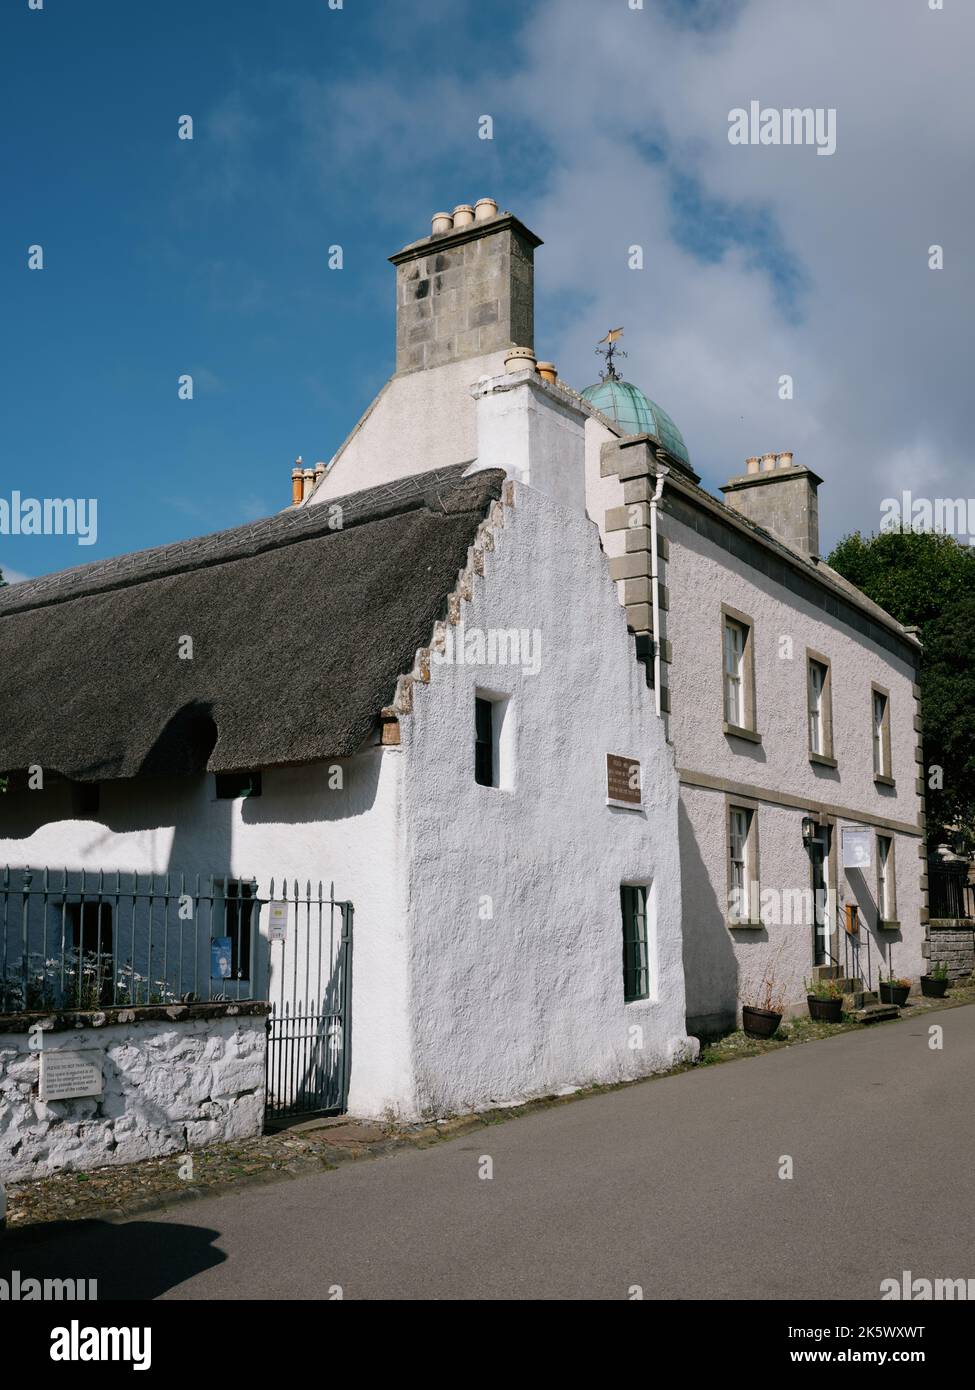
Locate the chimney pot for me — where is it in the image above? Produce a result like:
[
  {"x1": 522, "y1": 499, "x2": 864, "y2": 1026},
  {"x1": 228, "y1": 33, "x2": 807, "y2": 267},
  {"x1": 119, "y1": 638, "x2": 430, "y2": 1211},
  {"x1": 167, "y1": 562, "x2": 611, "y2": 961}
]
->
[
  {"x1": 536, "y1": 361, "x2": 557, "y2": 384},
  {"x1": 431, "y1": 211, "x2": 453, "y2": 235},
  {"x1": 504, "y1": 346, "x2": 536, "y2": 374},
  {"x1": 474, "y1": 197, "x2": 498, "y2": 222},
  {"x1": 291, "y1": 467, "x2": 303, "y2": 507},
  {"x1": 722, "y1": 452, "x2": 822, "y2": 558},
  {"x1": 301, "y1": 467, "x2": 315, "y2": 501},
  {"x1": 452, "y1": 203, "x2": 475, "y2": 228}
]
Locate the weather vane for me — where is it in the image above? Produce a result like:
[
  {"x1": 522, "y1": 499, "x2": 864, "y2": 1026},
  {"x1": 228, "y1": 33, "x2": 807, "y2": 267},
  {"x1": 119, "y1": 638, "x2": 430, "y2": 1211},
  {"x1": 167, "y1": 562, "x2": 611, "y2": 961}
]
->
[{"x1": 596, "y1": 327, "x2": 626, "y2": 382}]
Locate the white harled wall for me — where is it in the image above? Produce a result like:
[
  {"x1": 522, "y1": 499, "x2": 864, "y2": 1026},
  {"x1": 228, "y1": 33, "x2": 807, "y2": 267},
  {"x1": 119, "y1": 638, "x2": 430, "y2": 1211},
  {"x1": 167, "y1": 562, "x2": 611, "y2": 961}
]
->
[
  {"x1": 0, "y1": 752, "x2": 414, "y2": 1119},
  {"x1": 398, "y1": 481, "x2": 694, "y2": 1114},
  {"x1": 309, "y1": 351, "x2": 508, "y2": 503}
]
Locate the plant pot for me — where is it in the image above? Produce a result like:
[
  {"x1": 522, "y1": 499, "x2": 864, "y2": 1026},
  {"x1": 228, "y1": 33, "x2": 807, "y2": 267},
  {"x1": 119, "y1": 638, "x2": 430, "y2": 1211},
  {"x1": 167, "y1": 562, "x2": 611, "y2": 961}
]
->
[
  {"x1": 920, "y1": 975, "x2": 949, "y2": 998},
  {"x1": 879, "y1": 981, "x2": 910, "y2": 1006},
  {"x1": 742, "y1": 1005, "x2": 782, "y2": 1039},
  {"x1": 807, "y1": 994, "x2": 843, "y2": 1023}
]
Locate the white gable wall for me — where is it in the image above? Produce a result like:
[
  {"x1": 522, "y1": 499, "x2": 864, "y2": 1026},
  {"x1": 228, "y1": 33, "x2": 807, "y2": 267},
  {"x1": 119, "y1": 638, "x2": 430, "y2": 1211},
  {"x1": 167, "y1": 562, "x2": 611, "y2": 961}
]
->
[
  {"x1": 397, "y1": 481, "x2": 694, "y2": 1114},
  {"x1": 309, "y1": 352, "x2": 508, "y2": 504}
]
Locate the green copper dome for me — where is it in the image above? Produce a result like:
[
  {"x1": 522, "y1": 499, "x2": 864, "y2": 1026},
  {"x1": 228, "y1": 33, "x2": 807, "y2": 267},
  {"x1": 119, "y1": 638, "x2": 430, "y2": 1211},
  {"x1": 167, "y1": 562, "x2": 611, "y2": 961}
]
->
[{"x1": 581, "y1": 378, "x2": 690, "y2": 467}]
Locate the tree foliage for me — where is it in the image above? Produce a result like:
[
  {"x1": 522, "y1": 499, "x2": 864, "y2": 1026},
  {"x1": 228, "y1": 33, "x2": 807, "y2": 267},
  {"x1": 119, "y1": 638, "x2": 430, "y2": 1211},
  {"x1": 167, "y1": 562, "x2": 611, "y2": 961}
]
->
[{"x1": 828, "y1": 529, "x2": 975, "y2": 847}]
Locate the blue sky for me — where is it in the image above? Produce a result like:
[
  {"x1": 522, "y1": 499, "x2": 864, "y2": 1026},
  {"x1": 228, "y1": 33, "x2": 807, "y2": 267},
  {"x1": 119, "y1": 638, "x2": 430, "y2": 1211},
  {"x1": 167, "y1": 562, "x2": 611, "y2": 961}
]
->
[{"x1": 2, "y1": 0, "x2": 971, "y2": 580}]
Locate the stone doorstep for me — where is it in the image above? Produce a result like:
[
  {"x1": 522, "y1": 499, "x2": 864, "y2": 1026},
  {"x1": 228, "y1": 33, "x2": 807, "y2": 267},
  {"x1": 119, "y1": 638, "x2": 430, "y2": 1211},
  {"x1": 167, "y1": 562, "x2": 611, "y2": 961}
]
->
[
  {"x1": 849, "y1": 1004, "x2": 900, "y2": 1024},
  {"x1": 297, "y1": 1121, "x2": 388, "y2": 1147}
]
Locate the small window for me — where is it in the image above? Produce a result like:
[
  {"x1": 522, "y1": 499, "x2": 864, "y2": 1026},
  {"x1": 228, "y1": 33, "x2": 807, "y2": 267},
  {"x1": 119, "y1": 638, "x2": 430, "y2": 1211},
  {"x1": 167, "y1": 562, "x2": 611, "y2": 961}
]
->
[
  {"x1": 877, "y1": 835, "x2": 896, "y2": 922},
  {"x1": 808, "y1": 659, "x2": 827, "y2": 755},
  {"x1": 871, "y1": 688, "x2": 891, "y2": 779},
  {"x1": 473, "y1": 692, "x2": 512, "y2": 789},
  {"x1": 728, "y1": 804, "x2": 759, "y2": 924},
  {"x1": 222, "y1": 880, "x2": 254, "y2": 982},
  {"x1": 71, "y1": 782, "x2": 101, "y2": 817},
  {"x1": 215, "y1": 770, "x2": 262, "y2": 799},
  {"x1": 723, "y1": 619, "x2": 746, "y2": 727},
  {"x1": 621, "y1": 885, "x2": 649, "y2": 1002},
  {"x1": 474, "y1": 697, "x2": 494, "y2": 787}
]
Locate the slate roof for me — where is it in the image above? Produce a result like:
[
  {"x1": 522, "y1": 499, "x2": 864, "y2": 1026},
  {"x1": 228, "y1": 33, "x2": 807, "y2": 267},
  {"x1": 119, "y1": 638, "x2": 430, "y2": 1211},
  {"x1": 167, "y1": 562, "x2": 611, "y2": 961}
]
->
[{"x1": 0, "y1": 466, "x2": 506, "y2": 781}]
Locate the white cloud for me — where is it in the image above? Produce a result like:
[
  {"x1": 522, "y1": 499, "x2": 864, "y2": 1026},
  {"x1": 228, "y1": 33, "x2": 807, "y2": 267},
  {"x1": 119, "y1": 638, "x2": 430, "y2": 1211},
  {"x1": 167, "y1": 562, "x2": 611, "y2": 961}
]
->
[
  {"x1": 224, "y1": 0, "x2": 973, "y2": 550},
  {"x1": 0, "y1": 564, "x2": 31, "y2": 585},
  {"x1": 504, "y1": 0, "x2": 974, "y2": 547}
]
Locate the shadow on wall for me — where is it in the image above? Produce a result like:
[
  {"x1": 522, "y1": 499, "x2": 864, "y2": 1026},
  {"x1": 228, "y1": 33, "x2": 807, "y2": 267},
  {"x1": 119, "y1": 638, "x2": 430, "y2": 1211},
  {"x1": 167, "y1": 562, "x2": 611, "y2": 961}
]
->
[
  {"x1": 678, "y1": 799, "x2": 739, "y2": 1041},
  {"x1": 844, "y1": 867, "x2": 898, "y2": 982},
  {"x1": 0, "y1": 1218, "x2": 225, "y2": 1300},
  {"x1": 240, "y1": 748, "x2": 383, "y2": 829}
]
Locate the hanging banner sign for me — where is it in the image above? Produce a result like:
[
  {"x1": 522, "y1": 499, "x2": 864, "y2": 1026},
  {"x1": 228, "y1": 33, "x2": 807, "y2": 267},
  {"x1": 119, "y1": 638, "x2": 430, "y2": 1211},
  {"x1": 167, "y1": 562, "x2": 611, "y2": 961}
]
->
[{"x1": 841, "y1": 826, "x2": 872, "y2": 870}]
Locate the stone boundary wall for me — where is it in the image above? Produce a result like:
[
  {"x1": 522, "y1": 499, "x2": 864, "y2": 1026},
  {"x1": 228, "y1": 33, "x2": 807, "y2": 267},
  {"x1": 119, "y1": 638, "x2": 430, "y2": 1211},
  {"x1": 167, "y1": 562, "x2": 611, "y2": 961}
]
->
[
  {"x1": 0, "y1": 1002, "x2": 268, "y2": 1183},
  {"x1": 923, "y1": 921, "x2": 975, "y2": 980}
]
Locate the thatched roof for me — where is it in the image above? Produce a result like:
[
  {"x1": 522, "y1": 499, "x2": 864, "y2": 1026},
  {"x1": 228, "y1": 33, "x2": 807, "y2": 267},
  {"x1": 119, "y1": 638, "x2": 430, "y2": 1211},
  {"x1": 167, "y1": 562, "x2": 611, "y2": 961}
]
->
[{"x1": 0, "y1": 466, "x2": 505, "y2": 781}]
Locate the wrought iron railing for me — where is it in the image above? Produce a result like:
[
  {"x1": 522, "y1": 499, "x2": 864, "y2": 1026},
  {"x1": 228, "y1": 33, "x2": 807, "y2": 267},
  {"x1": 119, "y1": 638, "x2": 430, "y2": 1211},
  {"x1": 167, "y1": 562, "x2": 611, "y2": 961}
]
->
[
  {"x1": 0, "y1": 866, "x2": 260, "y2": 1014},
  {"x1": 929, "y1": 862, "x2": 974, "y2": 920}
]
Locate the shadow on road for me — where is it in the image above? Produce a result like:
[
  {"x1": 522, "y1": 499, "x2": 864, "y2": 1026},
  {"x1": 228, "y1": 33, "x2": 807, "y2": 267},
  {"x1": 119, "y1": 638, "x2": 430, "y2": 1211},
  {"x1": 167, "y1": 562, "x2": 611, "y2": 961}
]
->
[{"x1": 0, "y1": 1217, "x2": 225, "y2": 1300}]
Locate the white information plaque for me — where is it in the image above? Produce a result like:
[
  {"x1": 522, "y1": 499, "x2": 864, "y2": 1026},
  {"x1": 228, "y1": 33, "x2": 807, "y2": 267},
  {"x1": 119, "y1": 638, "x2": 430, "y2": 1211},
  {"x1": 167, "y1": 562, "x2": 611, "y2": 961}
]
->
[{"x1": 38, "y1": 1051, "x2": 103, "y2": 1101}]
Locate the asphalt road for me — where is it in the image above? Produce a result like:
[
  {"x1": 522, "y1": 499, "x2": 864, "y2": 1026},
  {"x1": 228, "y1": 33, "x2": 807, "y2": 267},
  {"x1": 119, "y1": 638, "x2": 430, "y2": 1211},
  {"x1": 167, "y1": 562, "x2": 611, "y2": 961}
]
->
[{"x1": 6, "y1": 1005, "x2": 974, "y2": 1300}]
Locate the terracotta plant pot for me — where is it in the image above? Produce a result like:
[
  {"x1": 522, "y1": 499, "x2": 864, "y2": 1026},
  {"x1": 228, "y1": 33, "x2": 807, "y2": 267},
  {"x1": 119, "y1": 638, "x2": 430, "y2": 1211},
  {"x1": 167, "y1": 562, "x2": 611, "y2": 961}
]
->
[
  {"x1": 742, "y1": 1005, "x2": 782, "y2": 1039},
  {"x1": 807, "y1": 994, "x2": 843, "y2": 1023},
  {"x1": 920, "y1": 975, "x2": 949, "y2": 998},
  {"x1": 879, "y1": 981, "x2": 910, "y2": 1006}
]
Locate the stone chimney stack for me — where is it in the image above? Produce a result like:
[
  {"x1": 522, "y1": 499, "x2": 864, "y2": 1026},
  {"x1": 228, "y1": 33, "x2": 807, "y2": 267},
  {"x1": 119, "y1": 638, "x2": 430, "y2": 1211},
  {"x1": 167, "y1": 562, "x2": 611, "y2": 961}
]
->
[
  {"x1": 720, "y1": 452, "x2": 823, "y2": 558},
  {"x1": 389, "y1": 201, "x2": 541, "y2": 375}
]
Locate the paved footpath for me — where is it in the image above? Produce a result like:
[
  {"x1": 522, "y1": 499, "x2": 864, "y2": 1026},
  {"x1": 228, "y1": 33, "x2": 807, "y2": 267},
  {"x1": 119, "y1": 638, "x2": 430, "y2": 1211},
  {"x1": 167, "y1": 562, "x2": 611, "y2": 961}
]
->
[{"x1": 4, "y1": 1005, "x2": 974, "y2": 1300}]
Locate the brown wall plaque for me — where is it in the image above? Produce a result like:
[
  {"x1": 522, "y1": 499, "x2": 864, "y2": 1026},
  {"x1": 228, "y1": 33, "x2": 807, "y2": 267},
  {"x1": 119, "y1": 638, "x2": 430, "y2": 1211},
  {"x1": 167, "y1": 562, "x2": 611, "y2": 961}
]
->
[{"x1": 606, "y1": 754, "x2": 642, "y2": 808}]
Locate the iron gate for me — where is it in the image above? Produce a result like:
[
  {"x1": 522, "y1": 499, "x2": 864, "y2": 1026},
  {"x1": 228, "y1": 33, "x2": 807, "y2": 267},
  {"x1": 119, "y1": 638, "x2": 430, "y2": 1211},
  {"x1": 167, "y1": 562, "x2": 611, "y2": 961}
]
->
[{"x1": 264, "y1": 879, "x2": 353, "y2": 1125}]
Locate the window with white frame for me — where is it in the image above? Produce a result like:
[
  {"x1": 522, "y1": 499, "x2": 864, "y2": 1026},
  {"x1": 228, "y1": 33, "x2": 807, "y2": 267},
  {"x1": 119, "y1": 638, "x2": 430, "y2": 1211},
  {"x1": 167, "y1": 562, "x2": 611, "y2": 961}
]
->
[
  {"x1": 808, "y1": 659, "x2": 827, "y2": 755},
  {"x1": 877, "y1": 835, "x2": 895, "y2": 921},
  {"x1": 723, "y1": 619, "x2": 747, "y2": 727},
  {"x1": 729, "y1": 805, "x2": 754, "y2": 923},
  {"x1": 872, "y1": 688, "x2": 890, "y2": 777}
]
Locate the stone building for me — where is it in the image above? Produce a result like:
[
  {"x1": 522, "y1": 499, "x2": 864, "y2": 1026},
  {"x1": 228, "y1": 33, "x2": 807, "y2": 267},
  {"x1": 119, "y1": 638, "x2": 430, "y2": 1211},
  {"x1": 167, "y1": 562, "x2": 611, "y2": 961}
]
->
[
  {"x1": 0, "y1": 196, "x2": 928, "y2": 1182},
  {"x1": 312, "y1": 198, "x2": 927, "y2": 1038}
]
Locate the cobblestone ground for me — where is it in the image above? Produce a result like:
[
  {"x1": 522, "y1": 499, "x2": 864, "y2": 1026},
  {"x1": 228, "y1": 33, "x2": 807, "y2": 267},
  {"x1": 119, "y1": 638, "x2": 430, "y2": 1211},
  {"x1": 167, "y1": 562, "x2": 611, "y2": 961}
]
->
[{"x1": 4, "y1": 981, "x2": 972, "y2": 1232}]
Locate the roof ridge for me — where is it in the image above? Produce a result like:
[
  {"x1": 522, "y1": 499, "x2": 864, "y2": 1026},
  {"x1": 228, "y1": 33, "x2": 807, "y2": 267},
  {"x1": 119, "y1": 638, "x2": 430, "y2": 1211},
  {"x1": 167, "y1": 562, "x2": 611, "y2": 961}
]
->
[{"x1": 0, "y1": 465, "x2": 491, "y2": 618}]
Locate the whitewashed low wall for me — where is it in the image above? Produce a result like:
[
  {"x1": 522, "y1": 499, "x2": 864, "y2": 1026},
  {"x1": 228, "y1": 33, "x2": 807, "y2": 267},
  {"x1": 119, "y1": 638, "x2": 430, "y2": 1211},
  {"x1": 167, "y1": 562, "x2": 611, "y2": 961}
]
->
[{"x1": 0, "y1": 1004, "x2": 268, "y2": 1183}]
